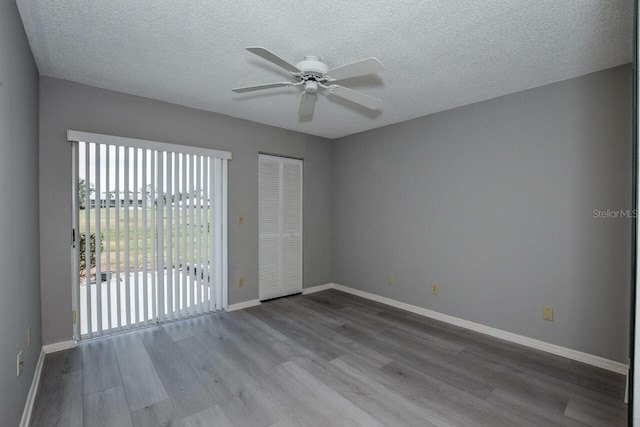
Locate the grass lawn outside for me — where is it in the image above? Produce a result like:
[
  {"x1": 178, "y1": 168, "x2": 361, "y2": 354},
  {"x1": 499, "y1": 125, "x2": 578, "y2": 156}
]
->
[{"x1": 79, "y1": 206, "x2": 210, "y2": 282}]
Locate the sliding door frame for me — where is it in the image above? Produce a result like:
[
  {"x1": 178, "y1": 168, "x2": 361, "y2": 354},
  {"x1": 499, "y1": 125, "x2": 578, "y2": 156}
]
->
[
  {"x1": 632, "y1": 0, "x2": 638, "y2": 421},
  {"x1": 71, "y1": 144, "x2": 81, "y2": 340}
]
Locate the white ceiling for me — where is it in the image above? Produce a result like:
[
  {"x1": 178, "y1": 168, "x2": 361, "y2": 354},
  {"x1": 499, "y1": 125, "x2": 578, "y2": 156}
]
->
[{"x1": 17, "y1": 0, "x2": 633, "y2": 139}]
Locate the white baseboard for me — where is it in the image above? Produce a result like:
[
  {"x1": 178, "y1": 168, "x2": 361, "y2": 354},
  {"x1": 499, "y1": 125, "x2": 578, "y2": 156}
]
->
[
  {"x1": 327, "y1": 283, "x2": 628, "y2": 375},
  {"x1": 227, "y1": 283, "x2": 335, "y2": 310},
  {"x1": 42, "y1": 340, "x2": 77, "y2": 354},
  {"x1": 302, "y1": 283, "x2": 335, "y2": 295},
  {"x1": 19, "y1": 349, "x2": 45, "y2": 427},
  {"x1": 227, "y1": 299, "x2": 261, "y2": 312}
]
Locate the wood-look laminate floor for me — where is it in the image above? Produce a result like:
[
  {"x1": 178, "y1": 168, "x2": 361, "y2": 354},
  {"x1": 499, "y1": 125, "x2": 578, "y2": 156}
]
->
[{"x1": 31, "y1": 289, "x2": 627, "y2": 426}]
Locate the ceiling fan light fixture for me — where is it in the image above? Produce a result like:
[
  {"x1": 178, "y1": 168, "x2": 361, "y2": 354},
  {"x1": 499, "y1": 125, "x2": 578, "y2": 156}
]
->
[{"x1": 304, "y1": 81, "x2": 318, "y2": 93}]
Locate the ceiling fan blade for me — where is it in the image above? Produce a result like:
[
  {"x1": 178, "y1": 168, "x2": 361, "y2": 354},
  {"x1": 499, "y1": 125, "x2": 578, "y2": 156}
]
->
[
  {"x1": 299, "y1": 92, "x2": 316, "y2": 117},
  {"x1": 232, "y1": 82, "x2": 292, "y2": 93},
  {"x1": 246, "y1": 47, "x2": 301, "y2": 73},
  {"x1": 325, "y1": 57, "x2": 384, "y2": 81},
  {"x1": 328, "y1": 85, "x2": 381, "y2": 110}
]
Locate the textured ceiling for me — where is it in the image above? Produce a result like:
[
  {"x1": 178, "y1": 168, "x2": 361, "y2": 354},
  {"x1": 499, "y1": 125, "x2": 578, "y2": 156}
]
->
[{"x1": 17, "y1": 0, "x2": 633, "y2": 139}]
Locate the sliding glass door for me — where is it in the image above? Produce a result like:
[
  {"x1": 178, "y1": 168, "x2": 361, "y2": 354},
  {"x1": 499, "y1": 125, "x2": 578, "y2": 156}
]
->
[{"x1": 69, "y1": 131, "x2": 229, "y2": 339}]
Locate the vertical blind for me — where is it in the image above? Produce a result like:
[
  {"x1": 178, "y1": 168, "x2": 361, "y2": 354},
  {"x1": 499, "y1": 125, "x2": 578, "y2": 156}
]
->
[{"x1": 69, "y1": 131, "x2": 230, "y2": 339}]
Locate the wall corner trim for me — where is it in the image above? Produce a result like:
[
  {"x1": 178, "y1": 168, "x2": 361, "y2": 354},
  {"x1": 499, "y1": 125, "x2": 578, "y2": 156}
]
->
[
  {"x1": 42, "y1": 340, "x2": 77, "y2": 354},
  {"x1": 19, "y1": 349, "x2": 45, "y2": 427},
  {"x1": 329, "y1": 283, "x2": 629, "y2": 375},
  {"x1": 302, "y1": 283, "x2": 335, "y2": 295},
  {"x1": 227, "y1": 299, "x2": 262, "y2": 312}
]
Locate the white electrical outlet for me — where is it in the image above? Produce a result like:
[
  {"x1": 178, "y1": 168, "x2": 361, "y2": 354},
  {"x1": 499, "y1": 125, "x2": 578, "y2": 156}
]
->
[{"x1": 17, "y1": 351, "x2": 24, "y2": 376}]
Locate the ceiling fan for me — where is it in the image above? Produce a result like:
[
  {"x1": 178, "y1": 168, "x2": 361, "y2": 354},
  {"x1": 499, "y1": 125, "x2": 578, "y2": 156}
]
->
[{"x1": 232, "y1": 47, "x2": 384, "y2": 117}]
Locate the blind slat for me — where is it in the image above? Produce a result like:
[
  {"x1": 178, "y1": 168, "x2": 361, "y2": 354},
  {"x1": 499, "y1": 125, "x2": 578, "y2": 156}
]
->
[
  {"x1": 124, "y1": 147, "x2": 131, "y2": 329},
  {"x1": 133, "y1": 148, "x2": 140, "y2": 326},
  {"x1": 84, "y1": 143, "x2": 93, "y2": 338},
  {"x1": 142, "y1": 150, "x2": 149, "y2": 325},
  {"x1": 105, "y1": 146, "x2": 112, "y2": 332}
]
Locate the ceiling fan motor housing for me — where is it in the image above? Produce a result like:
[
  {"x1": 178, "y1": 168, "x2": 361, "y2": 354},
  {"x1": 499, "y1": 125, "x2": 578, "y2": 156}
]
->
[{"x1": 294, "y1": 55, "x2": 329, "y2": 84}]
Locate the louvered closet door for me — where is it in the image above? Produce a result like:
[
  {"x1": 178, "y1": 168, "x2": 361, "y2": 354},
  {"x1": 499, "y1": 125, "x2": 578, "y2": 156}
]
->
[
  {"x1": 281, "y1": 161, "x2": 303, "y2": 295},
  {"x1": 259, "y1": 154, "x2": 303, "y2": 300},
  {"x1": 259, "y1": 156, "x2": 283, "y2": 300}
]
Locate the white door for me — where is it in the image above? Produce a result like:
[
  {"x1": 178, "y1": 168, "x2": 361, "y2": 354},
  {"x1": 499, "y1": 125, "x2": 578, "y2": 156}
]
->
[{"x1": 259, "y1": 154, "x2": 303, "y2": 300}]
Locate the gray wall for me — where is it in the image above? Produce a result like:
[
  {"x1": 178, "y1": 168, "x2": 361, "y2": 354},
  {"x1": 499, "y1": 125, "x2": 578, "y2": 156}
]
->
[
  {"x1": 0, "y1": 0, "x2": 42, "y2": 424},
  {"x1": 332, "y1": 65, "x2": 632, "y2": 363},
  {"x1": 39, "y1": 65, "x2": 631, "y2": 364},
  {"x1": 39, "y1": 77, "x2": 333, "y2": 345}
]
